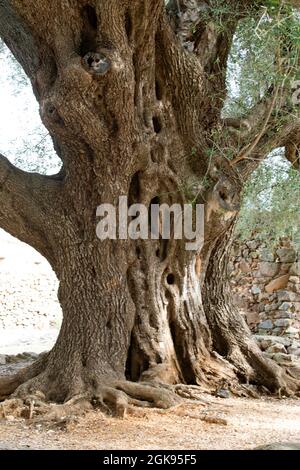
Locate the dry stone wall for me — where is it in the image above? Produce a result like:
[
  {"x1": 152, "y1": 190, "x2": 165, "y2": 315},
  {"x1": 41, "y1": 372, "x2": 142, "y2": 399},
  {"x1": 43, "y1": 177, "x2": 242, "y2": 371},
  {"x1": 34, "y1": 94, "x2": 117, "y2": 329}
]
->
[{"x1": 230, "y1": 237, "x2": 300, "y2": 366}]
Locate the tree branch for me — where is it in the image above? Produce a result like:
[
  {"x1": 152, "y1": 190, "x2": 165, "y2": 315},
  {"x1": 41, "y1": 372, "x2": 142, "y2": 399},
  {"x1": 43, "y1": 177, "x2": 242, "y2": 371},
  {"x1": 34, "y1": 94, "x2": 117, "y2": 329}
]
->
[
  {"x1": 0, "y1": 0, "x2": 40, "y2": 80},
  {"x1": 230, "y1": 85, "x2": 280, "y2": 166},
  {"x1": 156, "y1": 15, "x2": 207, "y2": 149},
  {"x1": 0, "y1": 1, "x2": 168, "y2": 169},
  {"x1": 0, "y1": 153, "x2": 63, "y2": 264},
  {"x1": 224, "y1": 21, "x2": 300, "y2": 174},
  {"x1": 239, "y1": 117, "x2": 300, "y2": 179},
  {"x1": 220, "y1": 82, "x2": 300, "y2": 176},
  {"x1": 166, "y1": 2, "x2": 266, "y2": 67},
  {"x1": 165, "y1": 0, "x2": 300, "y2": 124}
]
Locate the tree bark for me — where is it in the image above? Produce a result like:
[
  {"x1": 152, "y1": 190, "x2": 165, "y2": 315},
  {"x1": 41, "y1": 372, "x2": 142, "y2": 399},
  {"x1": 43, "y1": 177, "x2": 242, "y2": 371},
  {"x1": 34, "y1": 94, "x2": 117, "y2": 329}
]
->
[
  {"x1": 0, "y1": 0, "x2": 299, "y2": 410},
  {"x1": 203, "y1": 223, "x2": 299, "y2": 395}
]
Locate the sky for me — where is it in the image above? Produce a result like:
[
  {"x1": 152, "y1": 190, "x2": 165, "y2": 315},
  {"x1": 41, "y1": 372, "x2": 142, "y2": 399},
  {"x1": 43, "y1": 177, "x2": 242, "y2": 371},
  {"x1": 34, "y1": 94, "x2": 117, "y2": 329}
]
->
[{"x1": 0, "y1": 41, "x2": 61, "y2": 174}]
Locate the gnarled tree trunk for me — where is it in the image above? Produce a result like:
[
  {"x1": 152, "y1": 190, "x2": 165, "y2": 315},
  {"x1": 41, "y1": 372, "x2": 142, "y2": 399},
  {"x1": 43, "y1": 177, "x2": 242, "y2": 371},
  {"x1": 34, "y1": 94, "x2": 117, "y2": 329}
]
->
[{"x1": 0, "y1": 0, "x2": 299, "y2": 411}]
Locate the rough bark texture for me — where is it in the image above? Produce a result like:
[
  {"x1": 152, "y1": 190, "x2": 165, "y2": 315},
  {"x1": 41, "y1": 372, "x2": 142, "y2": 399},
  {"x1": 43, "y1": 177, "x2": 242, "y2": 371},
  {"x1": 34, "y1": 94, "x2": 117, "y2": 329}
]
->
[
  {"x1": 0, "y1": 0, "x2": 299, "y2": 410},
  {"x1": 203, "y1": 223, "x2": 299, "y2": 395}
]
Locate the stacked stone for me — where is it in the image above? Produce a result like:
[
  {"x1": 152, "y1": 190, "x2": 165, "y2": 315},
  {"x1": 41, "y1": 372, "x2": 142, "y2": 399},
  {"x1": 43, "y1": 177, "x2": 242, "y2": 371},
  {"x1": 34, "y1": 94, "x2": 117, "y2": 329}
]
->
[{"x1": 230, "y1": 237, "x2": 300, "y2": 366}]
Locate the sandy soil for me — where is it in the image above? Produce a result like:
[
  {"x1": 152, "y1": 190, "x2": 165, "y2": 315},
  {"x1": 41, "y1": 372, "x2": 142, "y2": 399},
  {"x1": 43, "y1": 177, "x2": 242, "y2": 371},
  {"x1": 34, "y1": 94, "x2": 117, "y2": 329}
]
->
[{"x1": 0, "y1": 397, "x2": 299, "y2": 450}]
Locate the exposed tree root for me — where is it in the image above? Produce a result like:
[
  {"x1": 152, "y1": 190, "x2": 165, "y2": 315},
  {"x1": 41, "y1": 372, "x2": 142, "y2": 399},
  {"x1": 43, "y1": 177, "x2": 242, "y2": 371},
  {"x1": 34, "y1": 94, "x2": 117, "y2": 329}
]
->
[
  {"x1": 0, "y1": 362, "x2": 234, "y2": 425},
  {"x1": 0, "y1": 380, "x2": 233, "y2": 433},
  {"x1": 203, "y1": 302, "x2": 300, "y2": 398},
  {"x1": 0, "y1": 352, "x2": 48, "y2": 401},
  {"x1": 226, "y1": 340, "x2": 300, "y2": 398},
  {"x1": 0, "y1": 359, "x2": 183, "y2": 422},
  {"x1": 153, "y1": 399, "x2": 229, "y2": 426},
  {"x1": 203, "y1": 224, "x2": 300, "y2": 399},
  {"x1": 0, "y1": 376, "x2": 22, "y2": 402},
  {"x1": 1, "y1": 340, "x2": 299, "y2": 428},
  {"x1": 1, "y1": 351, "x2": 299, "y2": 425}
]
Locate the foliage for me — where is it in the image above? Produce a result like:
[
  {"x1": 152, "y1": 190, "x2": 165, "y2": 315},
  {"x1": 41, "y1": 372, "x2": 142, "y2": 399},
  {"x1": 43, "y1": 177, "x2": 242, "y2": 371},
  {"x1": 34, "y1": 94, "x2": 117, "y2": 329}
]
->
[
  {"x1": 224, "y1": 4, "x2": 300, "y2": 117},
  {"x1": 223, "y1": 4, "x2": 300, "y2": 244},
  {"x1": 236, "y1": 151, "x2": 300, "y2": 247}
]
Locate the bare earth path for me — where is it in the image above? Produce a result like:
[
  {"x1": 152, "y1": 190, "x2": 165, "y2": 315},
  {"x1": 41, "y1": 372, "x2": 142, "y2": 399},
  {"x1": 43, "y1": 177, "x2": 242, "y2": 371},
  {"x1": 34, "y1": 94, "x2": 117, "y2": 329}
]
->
[{"x1": 0, "y1": 397, "x2": 299, "y2": 450}]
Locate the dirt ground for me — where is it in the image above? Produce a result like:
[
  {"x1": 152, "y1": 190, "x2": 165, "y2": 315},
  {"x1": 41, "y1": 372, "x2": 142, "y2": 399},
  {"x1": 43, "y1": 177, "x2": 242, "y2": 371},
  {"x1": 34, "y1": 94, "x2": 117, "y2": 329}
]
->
[{"x1": 0, "y1": 396, "x2": 299, "y2": 450}]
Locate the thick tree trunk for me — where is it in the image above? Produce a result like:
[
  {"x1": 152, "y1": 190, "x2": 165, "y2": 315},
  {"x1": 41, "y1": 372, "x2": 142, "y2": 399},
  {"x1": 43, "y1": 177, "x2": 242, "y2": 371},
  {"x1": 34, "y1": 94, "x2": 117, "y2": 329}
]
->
[
  {"x1": 1, "y1": 189, "x2": 298, "y2": 409},
  {"x1": 0, "y1": 234, "x2": 237, "y2": 410},
  {"x1": 0, "y1": 0, "x2": 299, "y2": 411},
  {"x1": 6, "y1": 218, "x2": 297, "y2": 408}
]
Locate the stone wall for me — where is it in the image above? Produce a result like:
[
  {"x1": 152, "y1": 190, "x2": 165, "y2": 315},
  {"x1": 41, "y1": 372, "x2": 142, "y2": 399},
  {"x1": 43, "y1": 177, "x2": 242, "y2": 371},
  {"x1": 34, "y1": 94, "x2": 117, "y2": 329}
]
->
[
  {"x1": 230, "y1": 237, "x2": 300, "y2": 366},
  {"x1": 0, "y1": 229, "x2": 60, "y2": 356}
]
